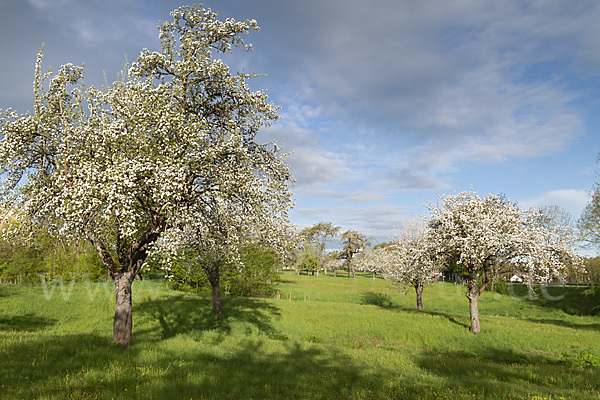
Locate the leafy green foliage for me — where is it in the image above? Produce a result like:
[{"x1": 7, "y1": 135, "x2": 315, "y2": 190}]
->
[
  {"x1": 361, "y1": 291, "x2": 394, "y2": 307},
  {"x1": 0, "y1": 246, "x2": 44, "y2": 284},
  {"x1": 224, "y1": 242, "x2": 282, "y2": 297},
  {"x1": 0, "y1": 228, "x2": 104, "y2": 284},
  {"x1": 296, "y1": 244, "x2": 319, "y2": 274},
  {"x1": 480, "y1": 275, "x2": 509, "y2": 295},
  {"x1": 584, "y1": 257, "x2": 600, "y2": 283}
]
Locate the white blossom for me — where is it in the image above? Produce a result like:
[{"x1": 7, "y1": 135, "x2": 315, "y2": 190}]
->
[
  {"x1": 0, "y1": 5, "x2": 293, "y2": 342},
  {"x1": 424, "y1": 189, "x2": 583, "y2": 332}
]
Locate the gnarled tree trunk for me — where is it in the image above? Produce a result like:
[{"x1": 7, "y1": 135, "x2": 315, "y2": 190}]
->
[
  {"x1": 415, "y1": 283, "x2": 424, "y2": 311},
  {"x1": 113, "y1": 271, "x2": 136, "y2": 346},
  {"x1": 86, "y1": 224, "x2": 163, "y2": 348},
  {"x1": 467, "y1": 291, "x2": 481, "y2": 333},
  {"x1": 207, "y1": 271, "x2": 222, "y2": 315}
]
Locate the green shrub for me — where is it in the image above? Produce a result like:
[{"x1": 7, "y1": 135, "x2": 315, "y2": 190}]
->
[
  {"x1": 361, "y1": 292, "x2": 394, "y2": 307},
  {"x1": 223, "y1": 242, "x2": 282, "y2": 297},
  {"x1": 0, "y1": 229, "x2": 105, "y2": 284},
  {"x1": 0, "y1": 247, "x2": 45, "y2": 283}
]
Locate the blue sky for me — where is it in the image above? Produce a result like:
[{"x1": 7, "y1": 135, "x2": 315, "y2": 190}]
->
[{"x1": 1, "y1": 0, "x2": 599, "y2": 253}]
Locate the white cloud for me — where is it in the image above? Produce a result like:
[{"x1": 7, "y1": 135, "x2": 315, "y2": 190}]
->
[
  {"x1": 322, "y1": 189, "x2": 389, "y2": 203},
  {"x1": 520, "y1": 189, "x2": 590, "y2": 219},
  {"x1": 383, "y1": 169, "x2": 452, "y2": 191},
  {"x1": 262, "y1": 121, "x2": 351, "y2": 191},
  {"x1": 252, "y1": 0, "x2": 595, "y2": 174}
]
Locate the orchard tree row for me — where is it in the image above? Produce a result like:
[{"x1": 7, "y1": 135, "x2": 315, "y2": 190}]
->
[
  {"x1": 1, "y1": 3, "x2": 599, "y2": 346},
  {"x1": 297, "y1": 189, "x2": 595, "y2": 333}
]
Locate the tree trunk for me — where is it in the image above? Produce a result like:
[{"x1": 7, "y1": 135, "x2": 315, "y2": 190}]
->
[
  {"x1": 86, "y1": 225, "x2": 163, "y2": 347},
  {"x1": 113, "y1": 271, "x2": 136, "y2": 346},
  {"x1": 415, "y1": 283, "x2": 424, "y2": 311},
  {"x1": 467, "y1": 271, "x2": 484, "y2": 333},
  {"x1": 467, "y1": 292, "x2": 481, "y2": 333},
  {"x1": 207, "y1": 271, "x2": 222, "y2": 315}
]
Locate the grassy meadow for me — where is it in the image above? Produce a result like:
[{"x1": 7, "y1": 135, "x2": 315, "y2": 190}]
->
[{"x1": 1, "y1": 272, "x2": 599, "y2": 399}]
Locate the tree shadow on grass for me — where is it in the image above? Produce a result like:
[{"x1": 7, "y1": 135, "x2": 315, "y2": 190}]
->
[
  {"x1": 152, "y1": 338, "x2": 393, "y2": 400},
  {"x1": 377, "y1": 302, "x2": 470, "y2": 330},
  {"x1": 417, "y1": 346, "x2": 600, "y2": 398},
  {"x1": 0, "y1": 333, "x2": 135, "y2": 399},
  {"x1": 0, "y1": 312, "x2": 58, "y2": 332},
  {"x1": 1, "y1": 331, "x2": 396, "y2": 399},
  {"x1": 525, "y1": 317, "x2": 600, "y2": 332},
  {"x1": 358, "y1": 289, "x2": 471, "y2": 330},
  {"x1": 135, "y1": 295, "x2": 281, "y2": 342},
  {"x1": 510, "y1": 284, "x2": 600, "y2": 316},
  {"x1": 506, "y1": 285, "x2": 600, "y2": 331}
]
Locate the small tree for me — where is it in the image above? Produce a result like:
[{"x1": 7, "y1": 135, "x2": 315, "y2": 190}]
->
[
  {"x1": 583, "y1": 257, "x2": 600, "y2": 284},
  {"x1": 537, "y1": 205, "x2": 582, "y2": 281},
  {"x1": 340, "y1": 230, "x2": 371, "y2": 278},
  {"x1": 376, "y1": 219, "x2": 442, "y2": 310},
  {"x1": 152, "y1": 196, "x2": 291, "y2": 315},
  {"x1": 353, "y1": 247, "x2": 378, "y2": 279},
  {"x1": 297, "y1": 244, "x2": 319, "y2": 275},
  {"x1": 426, "y1": 190, "x2": 582, "y2": 333},
  {"x1": 299, "y1": 222, "x2": 340, "y2": 276}
]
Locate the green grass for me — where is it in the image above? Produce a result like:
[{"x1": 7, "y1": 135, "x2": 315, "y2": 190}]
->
[{"x1": 1, "y1": 272, "x2": 599, "y2": 399}]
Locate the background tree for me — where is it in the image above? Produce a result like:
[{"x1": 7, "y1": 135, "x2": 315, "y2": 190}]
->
[
  {"x1": 536, "y1": 205, "x2": 582, "y2": 281},
  {"x1": 297, "y1": 244, "x2": 319, "y2": 275},
  {"x1": 579, "y1": 156, "x2": 600, "y2": 303},
  {"x1": 426, "y1": 190, "x2": 582, "y2": 333},
  {"x1": 583, "y1": 257, "x2": 600, "y2": 284},
  {"x1": 0, "y1": 209, "x2": 105, "y2": 284},
  {"x1": 324, "y1": 249, "x2": 342, "y2": 277},
  {"x1": 579, "y1": 185, "x2": 600, "y2": 251},
  {"x1": 340, "y1": 230, "x2": 371, "y2": 278},
  {"x1": 299, "y1": 222, "x2": 340, "y2": 276},
  {"x1": 376, "y1": 219, "x2": 442, "y2": 310},
  {"x1": 0, "y1": 5, "x2": 291, "y2": 345},
  {"x1": 353, "y1": 246, "x2": 380, "y2": 279}
]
